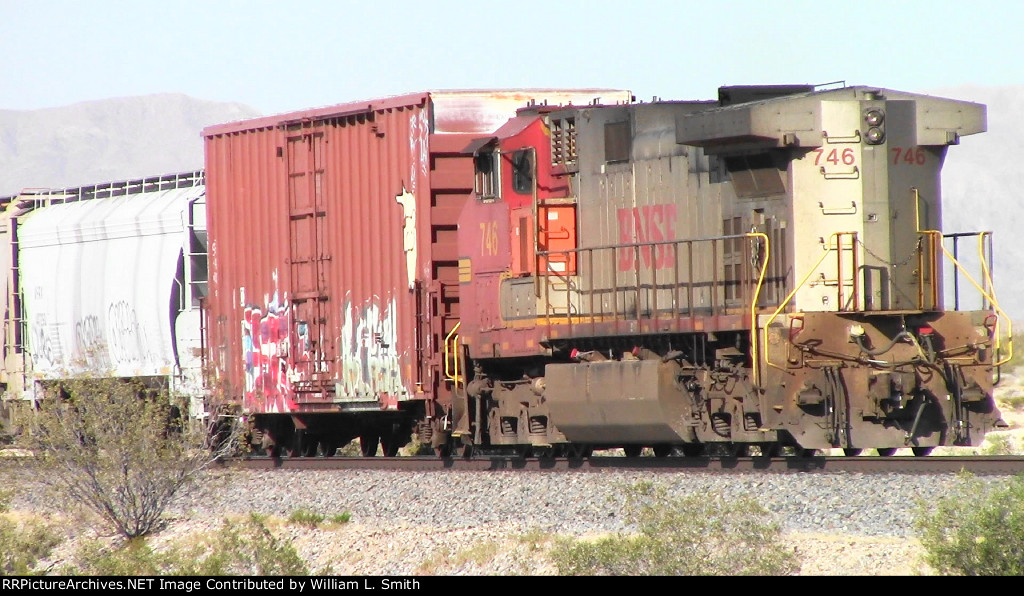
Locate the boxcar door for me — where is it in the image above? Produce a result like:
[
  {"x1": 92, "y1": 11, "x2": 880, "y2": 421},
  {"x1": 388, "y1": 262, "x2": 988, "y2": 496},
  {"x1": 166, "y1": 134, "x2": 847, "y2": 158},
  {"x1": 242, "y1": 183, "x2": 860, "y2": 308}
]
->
[{"x1": 286, "y1": 124, "x2": 335, "y2": 400}]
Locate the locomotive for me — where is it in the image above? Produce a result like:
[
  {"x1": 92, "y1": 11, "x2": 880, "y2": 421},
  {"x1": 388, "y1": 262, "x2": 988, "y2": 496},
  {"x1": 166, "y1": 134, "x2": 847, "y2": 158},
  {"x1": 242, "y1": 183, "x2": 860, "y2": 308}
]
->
[
  {"x1": 452, "y1": 85, "x2": 1010, "y2": 457},
  {"x1": 0, "y1": 84, "x2": 1010, "y2": 457}
]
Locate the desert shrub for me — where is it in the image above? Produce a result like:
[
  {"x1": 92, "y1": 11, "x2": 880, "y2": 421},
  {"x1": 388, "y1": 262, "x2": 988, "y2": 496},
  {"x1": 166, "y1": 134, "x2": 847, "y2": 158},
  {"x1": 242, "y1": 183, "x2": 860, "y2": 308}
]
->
[
  {"x1": 1001, "y1": 393, "x2": 1024, "y2": 411},
  {"x1": 20, "y1": 376, "x2": 239, "y2": 539},
  {"x1": 981, "y1": 434, "x2": 1017, "y2": 455},
  {"x1": 1002, "y1": 333, "x2": 1024, "y2": 372},
  {"x1": 0, "y1": 490, "x2": 63, "y2": 575},
  {"x1": 70, "y1": 514, "x2": 308, "y2": 576},
  {"x1": 914, "y1": 474, "x2": 1024, "y2": 576},
  {"x1": 337, "y1": 439, "x2": 362, "y2": 457},
  {"x1": 288, "y1": 508, "x2": 325, "y2": 527},
  {"x1": 550, "y1": 482, "x2": 800, "y2": 575},
  {"x1": 330, "y1": 512, "x2": 351, "y2": 524}
]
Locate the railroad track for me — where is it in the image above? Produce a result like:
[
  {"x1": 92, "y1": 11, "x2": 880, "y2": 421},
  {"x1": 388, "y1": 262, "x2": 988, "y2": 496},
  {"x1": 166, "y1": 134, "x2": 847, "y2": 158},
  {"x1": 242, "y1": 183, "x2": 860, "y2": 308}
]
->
[{"x1": 226, "y1": 454, "x2": 1024, "y2": 475}]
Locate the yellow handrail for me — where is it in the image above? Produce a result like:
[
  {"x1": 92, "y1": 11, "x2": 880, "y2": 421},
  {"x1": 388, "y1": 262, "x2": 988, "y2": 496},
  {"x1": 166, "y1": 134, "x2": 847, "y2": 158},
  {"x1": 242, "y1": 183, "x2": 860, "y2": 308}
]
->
[
  {"x1": 761, "y1": 232, "x2": 854, "y2": 377},
  {"x1": 443, "y1": 321, "x2": 462, "y2": 383},
  {"x1": 936, "y1": 237, "x2": 1012, "y2": 366},
  {"x1": 746, "y1": 232, "x2": 770, "y2": 388},
  {"x1": 917, "y1": 188, "x2": 1007, "y2": 364}
]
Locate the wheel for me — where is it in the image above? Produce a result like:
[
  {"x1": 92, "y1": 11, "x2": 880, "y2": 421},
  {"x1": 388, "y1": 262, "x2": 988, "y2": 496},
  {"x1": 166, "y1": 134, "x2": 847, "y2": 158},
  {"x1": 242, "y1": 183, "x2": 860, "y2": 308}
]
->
[
  {"x1": 730, "y1": 444, "x2": 750, "y2": 457},
  {"x1": 380, "y1": 435, "x2": 401, "y2": 457},
  {"x1": 566, "y1": 444, "x2": 592, "y2": 459},
  {"x1": 316, "y1": 440, "x2": 336, "y2": 458},
  {"x1": 360, "y1": 435, "x2": 380, "y2": 457},
  {"x1": 622, "y1": 445, "x2": 642, "y2": 458},
  {"x1": 796, "y1": 448, "x2": 818, "y2": 458},
  {"x1": 680, "y1": 443, "x2": 706, "y2": 457},
  {"x1": 876, "y1": 447, "x2": 897, "y2": 456},
  {"x1": 912, "y1": 446, "x2": 934, "y2": 457},
  {"x1": 843, "y1": 448, "x2": 863, "y2": 457},
  {"x1": 301, "y1": 435, "x2": 319, "y2": 457},
  {"x1": 533, "y1": 445, "x2": 556, "y2": 460},
  {"x1": 652, "y1": 444, "x2": 672, "y2": 458},
  {"x1": 760, "y1": 443, "x2": 781, "y2": 458}
]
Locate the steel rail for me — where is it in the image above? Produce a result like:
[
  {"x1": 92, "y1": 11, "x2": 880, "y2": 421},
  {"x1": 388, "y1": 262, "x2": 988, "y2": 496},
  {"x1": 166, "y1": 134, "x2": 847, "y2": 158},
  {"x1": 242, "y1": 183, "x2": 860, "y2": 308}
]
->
[{"x1": 224, "y1": 455, "x2": 1024, "y2": 475}]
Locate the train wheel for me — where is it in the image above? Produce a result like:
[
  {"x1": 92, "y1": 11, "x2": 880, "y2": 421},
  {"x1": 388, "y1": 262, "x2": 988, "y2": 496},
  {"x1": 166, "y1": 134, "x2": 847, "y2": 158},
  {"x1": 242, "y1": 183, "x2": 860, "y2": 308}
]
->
[
  {"x1": 796, "y1": 448, "x2": 818, "y2": 458},
  {"x1": 760, "y1": 443, "x2": 781, "y2": 458},
  {"x1": 316, "y1": 440, "x2": 336, "y2": 458},
  {"x1": 623, "y1": 445, "x2": 642, "y2": 458},
  {"x1": 912, "y1": 446, "x2": 934, "y2": 457},
  {"x1": 301, "y1": 436, "x2": 319, "y2": 457},
  {"x1": 360, "y1": 435, "x2": 380, "y2": 457},
  {"x1": 681, "y1": 443, "x2": 705, "y2": 457},
  {"x1": 380, "y1": 434, "x2": 401, "y2": 457},
  {"x1": 876, "y1": 448, "x2": 897, "y2": 456},
  {"x1": 534, "y1": 445, "x2": 556, "y2": 460},
  {"x1": 566, "y1": 444, "x2": 592, "y2": 459},
  {"x1": 652, "y1": 444, "x2": 672, "y2": 457},
  {"x1": 843, "y1": 448, "x2": 863, "y2": 457}
]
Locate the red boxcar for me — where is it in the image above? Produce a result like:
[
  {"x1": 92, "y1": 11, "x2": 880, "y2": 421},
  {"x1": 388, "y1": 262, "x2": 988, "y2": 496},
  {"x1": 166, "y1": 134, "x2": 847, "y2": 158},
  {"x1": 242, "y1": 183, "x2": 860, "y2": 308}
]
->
[{"x1": 202, "y1": 90, "x2": 632, "y2": 455}]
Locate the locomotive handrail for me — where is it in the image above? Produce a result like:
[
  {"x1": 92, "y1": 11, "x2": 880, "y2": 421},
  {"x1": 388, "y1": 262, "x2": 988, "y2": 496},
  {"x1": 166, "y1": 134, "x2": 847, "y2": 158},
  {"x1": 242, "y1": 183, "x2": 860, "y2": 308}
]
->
[
  {"x1": 933, "y1": 234, "x2": 1013, "y2": 366},
  {"x1": 537, "y1": 233, "x2": 774, "y2": 353},
  {"x1": 977, "y1": 232, "x2": 1012, "y2": 366},
  {"x1": 915, "y1": 185, "x2": 1010, "y2": 363},
  {"x1": 443, "y1": 322, "x2": 463, "y2": 384},
  {"x1": 747, "y1": 232, "x2": 770, "y2": 390},
  {"x1": 761, "y1": 232, "x2": 855, "y2": 380}
]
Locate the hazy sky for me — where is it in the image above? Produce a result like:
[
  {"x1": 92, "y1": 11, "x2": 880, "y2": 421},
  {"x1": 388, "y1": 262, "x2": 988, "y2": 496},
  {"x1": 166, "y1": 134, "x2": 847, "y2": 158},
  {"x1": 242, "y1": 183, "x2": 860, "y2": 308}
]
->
[{"x1": 2, "y1": 0, "x2": 1021, "y2": 115}]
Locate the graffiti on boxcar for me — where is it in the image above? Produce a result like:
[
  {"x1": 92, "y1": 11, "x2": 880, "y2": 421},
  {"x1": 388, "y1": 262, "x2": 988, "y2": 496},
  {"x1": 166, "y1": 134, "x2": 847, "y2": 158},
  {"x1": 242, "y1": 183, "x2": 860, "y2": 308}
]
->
[
  {"x1": 408, "y1": 109, "x2": 429, "y2": 195},
  {"x1": 241, "y1": 290, "x2": 293, "y2": 410},
  {"x1": 28, "y1": 311, "x2": 59, "y2": 372},
  {"x1": 339, "y1": 296, "x2": 405, "y2": 398},
  {"x1": 107, "y1": 300, "x2": 156, "y2": 368},
  {"x1": 73, "y1": 314, "x2": 109, "y2": 370},
  {"x1": 616, "y1": 204, "x2": 678, "y2": 271}
]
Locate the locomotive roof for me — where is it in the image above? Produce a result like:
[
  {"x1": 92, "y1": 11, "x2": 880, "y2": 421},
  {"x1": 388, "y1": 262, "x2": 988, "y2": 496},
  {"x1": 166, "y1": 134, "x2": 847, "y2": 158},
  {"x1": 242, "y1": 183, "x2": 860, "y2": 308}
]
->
[{"x1": 675, "y1": 85, "x2": 986, "y2": 149}]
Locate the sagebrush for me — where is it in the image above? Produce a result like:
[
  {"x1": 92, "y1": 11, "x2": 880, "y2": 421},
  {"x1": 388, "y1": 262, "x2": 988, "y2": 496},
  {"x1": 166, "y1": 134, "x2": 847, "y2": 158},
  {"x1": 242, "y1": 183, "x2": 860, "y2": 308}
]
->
[
  {"x1": 550, "y1": 482, "x2": 800, "y2": 575},
  {"x1": 914, "y1": 473, "x2": 1024, "y2": 575},
  {"x1": 20, "y1": 375, "x2": 238, "y2": 539}
]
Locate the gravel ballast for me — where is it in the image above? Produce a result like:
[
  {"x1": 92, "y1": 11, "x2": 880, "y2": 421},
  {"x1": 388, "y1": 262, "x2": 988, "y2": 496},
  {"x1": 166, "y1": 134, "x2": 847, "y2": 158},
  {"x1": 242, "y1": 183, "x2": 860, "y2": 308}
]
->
[{"x1": 8, "y1": 465, "x2": 1010, "y2": 575}]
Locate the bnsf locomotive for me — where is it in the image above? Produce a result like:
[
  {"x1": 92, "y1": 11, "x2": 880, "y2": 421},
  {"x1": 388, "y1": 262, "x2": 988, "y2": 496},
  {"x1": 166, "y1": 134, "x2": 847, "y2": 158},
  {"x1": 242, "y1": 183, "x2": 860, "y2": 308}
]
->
[{"x1": 0, "y1": 85, "x2": 1010, "y2": 457}]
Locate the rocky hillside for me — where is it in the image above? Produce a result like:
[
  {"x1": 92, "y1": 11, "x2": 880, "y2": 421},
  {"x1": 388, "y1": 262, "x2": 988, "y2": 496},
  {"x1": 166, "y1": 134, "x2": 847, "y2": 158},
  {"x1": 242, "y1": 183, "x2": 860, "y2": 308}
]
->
[{"x1": 0, "y1": 94, "x2": 259, "y2": 196}]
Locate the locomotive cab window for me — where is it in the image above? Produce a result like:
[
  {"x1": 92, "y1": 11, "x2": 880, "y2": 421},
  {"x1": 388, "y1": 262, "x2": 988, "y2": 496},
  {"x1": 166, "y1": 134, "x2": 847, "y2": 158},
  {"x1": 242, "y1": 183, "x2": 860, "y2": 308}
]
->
[
  {"x1": 725, "y1": 152, "x2": 786, "y2": 199},
  {"x1": 475, "y1": 151, "x2": 500, "y2": 200},
  {"x1": 511, "y1": 149, "x2": 534, "y2": 195},
  {"x1": 604, "y1": 121, "x2": 632, "y2": 163}
]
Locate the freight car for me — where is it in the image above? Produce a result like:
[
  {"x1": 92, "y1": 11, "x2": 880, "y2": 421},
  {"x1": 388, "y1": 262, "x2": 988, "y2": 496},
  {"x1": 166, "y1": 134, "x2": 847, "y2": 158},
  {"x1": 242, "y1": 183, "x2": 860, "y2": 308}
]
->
[
  {"x1": 0, "y1": 172, "x2": 209, "y2": 423},
  {"x1": 201, "y1": 89, "x2": 634, "y2": 456}
]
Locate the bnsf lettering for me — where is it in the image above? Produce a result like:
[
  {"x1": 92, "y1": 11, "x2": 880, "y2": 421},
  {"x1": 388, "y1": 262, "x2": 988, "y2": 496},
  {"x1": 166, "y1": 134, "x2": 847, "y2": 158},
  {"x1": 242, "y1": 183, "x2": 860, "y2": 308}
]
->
[{"x1": 617, "y1": 205, "x2": 678, "y2": 271}]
